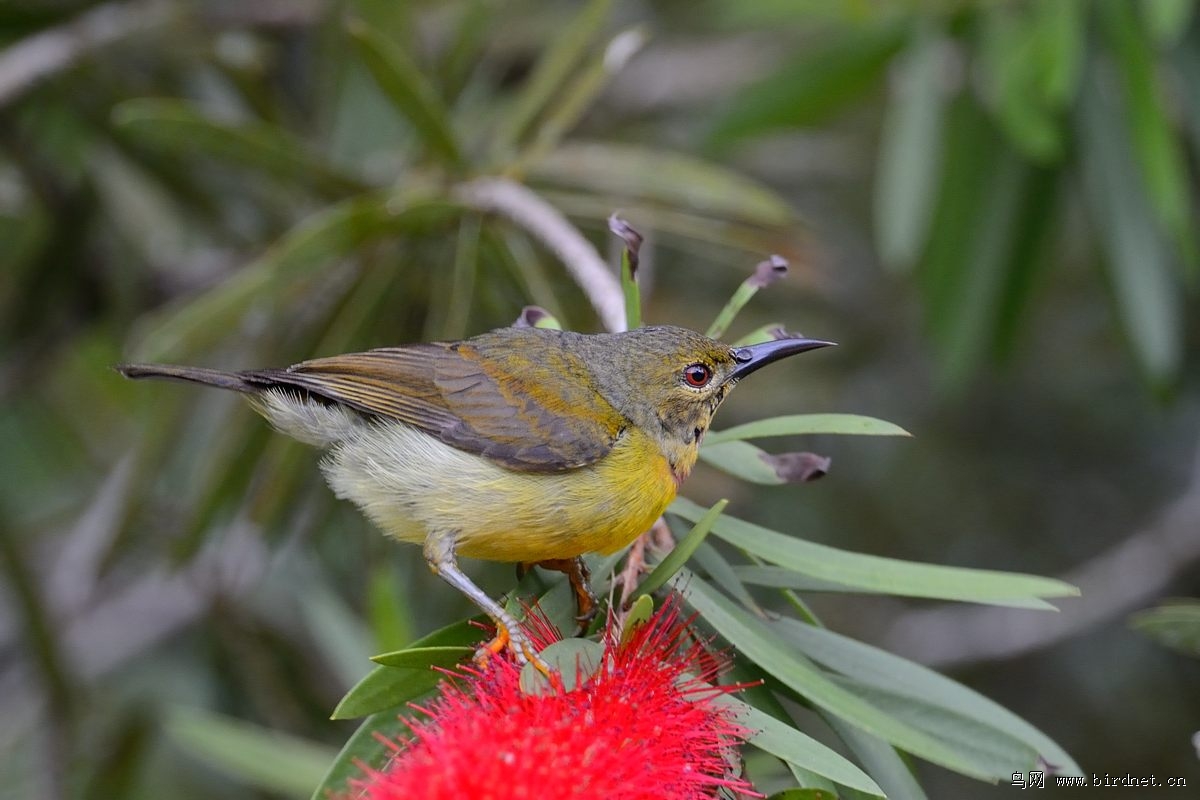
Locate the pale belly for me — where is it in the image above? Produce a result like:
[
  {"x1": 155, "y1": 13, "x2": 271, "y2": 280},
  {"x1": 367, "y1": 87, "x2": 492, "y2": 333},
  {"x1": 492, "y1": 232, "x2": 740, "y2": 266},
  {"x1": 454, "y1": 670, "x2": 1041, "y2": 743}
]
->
[{"x1": 320, "y1": 418, "x2": 677, "y2": 562}]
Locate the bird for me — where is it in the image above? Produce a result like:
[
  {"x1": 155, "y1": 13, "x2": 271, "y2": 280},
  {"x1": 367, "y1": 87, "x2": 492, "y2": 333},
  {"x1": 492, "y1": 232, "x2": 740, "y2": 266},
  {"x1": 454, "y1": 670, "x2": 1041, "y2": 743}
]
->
[{"x1": 117, "y1": 324, "x2": 832, "y2": 672}]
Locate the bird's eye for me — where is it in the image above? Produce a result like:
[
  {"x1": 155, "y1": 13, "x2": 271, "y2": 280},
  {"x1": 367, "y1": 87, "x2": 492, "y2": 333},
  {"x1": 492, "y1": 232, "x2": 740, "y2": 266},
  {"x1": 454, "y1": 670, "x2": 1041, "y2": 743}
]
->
[{"x1": 683, "y1": 363, "x2": 712, "y2": 388}]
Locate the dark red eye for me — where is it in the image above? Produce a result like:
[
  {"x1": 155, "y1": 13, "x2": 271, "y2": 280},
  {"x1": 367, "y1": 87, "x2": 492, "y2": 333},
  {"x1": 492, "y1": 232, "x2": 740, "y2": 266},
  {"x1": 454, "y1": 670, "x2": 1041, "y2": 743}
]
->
[{"x1": 683, "y1": 363, "x2": 712, "y2": 388}]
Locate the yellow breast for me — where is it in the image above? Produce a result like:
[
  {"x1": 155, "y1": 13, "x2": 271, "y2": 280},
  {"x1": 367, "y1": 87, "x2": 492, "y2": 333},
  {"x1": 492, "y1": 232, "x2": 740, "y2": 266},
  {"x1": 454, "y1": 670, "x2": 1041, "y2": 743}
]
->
[{"x1": 321, "y1": 420, "x2": 679, "y2": 563}]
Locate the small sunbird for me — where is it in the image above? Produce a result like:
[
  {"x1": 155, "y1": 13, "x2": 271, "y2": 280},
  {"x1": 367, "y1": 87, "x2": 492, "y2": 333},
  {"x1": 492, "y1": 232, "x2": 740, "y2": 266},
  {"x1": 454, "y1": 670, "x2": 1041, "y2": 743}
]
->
[{"x1": 118, "y1": 325, "x2": 831, "y2": 672}]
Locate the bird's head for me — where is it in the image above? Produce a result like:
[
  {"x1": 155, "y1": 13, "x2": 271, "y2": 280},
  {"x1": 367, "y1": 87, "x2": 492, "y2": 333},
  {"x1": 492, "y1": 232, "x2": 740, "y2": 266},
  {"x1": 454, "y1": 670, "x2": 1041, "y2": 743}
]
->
[{"x1": 581, "y1": 326, "x2": 833, "y2": 482}]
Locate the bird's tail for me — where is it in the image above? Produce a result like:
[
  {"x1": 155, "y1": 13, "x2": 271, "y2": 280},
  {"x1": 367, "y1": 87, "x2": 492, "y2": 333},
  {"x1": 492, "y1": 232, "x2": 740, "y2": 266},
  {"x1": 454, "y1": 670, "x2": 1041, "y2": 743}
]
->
[{"x1": 115, "y1": 363, "x2": 259, "y2": 394}]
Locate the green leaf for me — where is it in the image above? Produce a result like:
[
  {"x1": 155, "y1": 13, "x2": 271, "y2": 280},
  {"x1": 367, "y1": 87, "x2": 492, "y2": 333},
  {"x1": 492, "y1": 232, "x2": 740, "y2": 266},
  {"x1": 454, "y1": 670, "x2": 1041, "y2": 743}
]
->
[
  {"x1": 309, "y1": 711, "x2": 403, "y2": 800},
  {"x1": 609, "y1": 215, "x2": 643, "y2": 329},
  {"x1": 692, "y1": 541, "x2": 764, "y2": 613},
  {"x1": 493, "y1": 0, "x2": 613, "y2": 153},
  {"x1": 734, "y1": 565, "x2": 880, "y2": 594},
  {"x1": 1140, "y1": 0, "x2": 1194, "y2": 46},
  {"x1": 874, "y1": 22, "x2": 946, "y2": 271},
  {"x1": 368, "y1": 562, "x2": 414, "y2": 652},
  {"x1": 767, "y1": 791, "x2": 839, "y2": 800},
  {"x1": 681, "y1": 575, "x2": 1034, "y2": 781},
  {"x1": 635, "y1": 499, "x2": 727, "y2": 596},
  {"x1": 130, "y1": 193, "x2": 457, "y2": 361},
  {"x1": 823, "y1": 714, "x2": 929, "y2": 800},
  {"x1": 671, "y1": 497, "x2": 1078, "y2": 608},
  {"x1": 299, "y1": 581, "x2": 374, "y2": 689},
  {"x1": 775, "y1": 618, "x2": 1081, "y2": 775},
  {"x1": 529, "y1": 141, "x2": 793, "y2": 226},
  {"x1": 725, "y1": 698, "x2": 883, "y2": 795},
  {"x1": 333, "y1": 618, "x2": 484, "y2": 719},
  {"x1": 347, "y1": 19, "x2": 464, "y2": 167},
  {"x1": 619, "y1": 594, "x2": 654, "y2": 646},
  {"x1": 370, "y1": 646, "x2": 473, "y2": 668},
  {"x1": 706, "y1": 256, "x2": 788, "y2": 340},
  {"x1": 519, "y1": 637, "x2": 605, "y2": 694},
  {"x1": 831, "y1": 676, "x2": 1038, "y2": 780},
  {"x1": 1130, "y1": 600, "x2": 1200, "y2": 657},
  {"x1": 706, "y1": 414, "x2": 911, "y2": 444},
  {"x1": 699, "y1": 440, "x2": 786, "y2": 485},
  {"x1": 706, "y1": 22, "x2": 906, "y2": 150},
  {"x1": 112, "y1": 99, "x2": 365, "y2": 195},
  {"x1": 1099, "y1": 0, "x2": 1196, "y2": 273},
  {"x1": 514, "y1": 27, "x2": 647, "y2": 169},
  {"x1": 166, "y1": 707, "x2": 334, "y2": 798},
  {"x1": 930, "y1": 149, "x2": 1029, "y2": 391},
  {"x1": 978, "y1": 2, "x2": 1083, "y2": 162},
  {"x1": 1077, "y1": 61, "x2": 1183, "y2": 389},
  {"x1": 331, "y1": 662, "x2": 446, "y2": 720}
]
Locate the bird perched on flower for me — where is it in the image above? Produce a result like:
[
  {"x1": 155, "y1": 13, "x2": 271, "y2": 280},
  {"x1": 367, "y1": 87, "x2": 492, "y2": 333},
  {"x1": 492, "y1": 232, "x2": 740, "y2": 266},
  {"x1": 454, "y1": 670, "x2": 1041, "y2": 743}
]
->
[{"x1": 118, "y1": 326, "x2": 831, "y2": 671}]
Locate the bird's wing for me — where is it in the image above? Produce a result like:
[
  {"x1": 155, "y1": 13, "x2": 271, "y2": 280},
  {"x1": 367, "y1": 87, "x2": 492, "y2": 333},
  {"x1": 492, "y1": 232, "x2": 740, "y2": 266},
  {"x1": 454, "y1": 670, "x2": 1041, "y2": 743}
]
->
[{"x1": 246, "y1": 340, "x2": 624, "y2": 471}]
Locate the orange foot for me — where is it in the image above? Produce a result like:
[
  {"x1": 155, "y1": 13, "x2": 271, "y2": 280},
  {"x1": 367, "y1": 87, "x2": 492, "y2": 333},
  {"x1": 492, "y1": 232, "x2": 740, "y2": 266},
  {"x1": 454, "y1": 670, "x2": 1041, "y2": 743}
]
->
[{"x1": 475, "y1": 622, "x2": 553, "y2": 678}]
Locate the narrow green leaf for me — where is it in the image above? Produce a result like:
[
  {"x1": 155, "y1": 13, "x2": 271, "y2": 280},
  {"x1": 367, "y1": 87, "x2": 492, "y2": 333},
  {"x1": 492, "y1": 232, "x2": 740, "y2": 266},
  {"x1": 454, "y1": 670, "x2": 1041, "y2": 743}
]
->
[
  {"x1": 706, "y1": 256, "x2": 788, "y2": 339},
  {"x1": 734, "y1": 565, "x2": 883, "y2": 595},
  {"x1": 706, "y1": 414, "x2": 911, "y2": 444},
  {"x1": 493, "y1": 0, "x2": 612, "y2": 153},
  {"x1": 698, "y1": 440, "x2": 785, "y2": 485},
  {"x1": 515, "y1": 27, "x2": 647, "y2": 170},
  {"x1": 1077, "y1": 61, "x2": 1183, "y2": 388},
  {"x1": 823, "y1": 714, "x2": 929, "y2": 800},
  {"x1": 166, "y1": 707, "x2": 334, "y2": 798},
  {"x1": 310, "y1": 711, "x2": 403, "y2": 800},
  {"x1": 333, "y1": 618, "x2": 485, "y2": 719},
  {"x1": 832, "y1": 676, "x2": 1038, "y2": 779},
  {"x1": 1130, "y1": 600, "x2": 1200, "y2": 657},
  {"x1": 1099, "y1": 0, "x2": 1196, "y2": 272},
  {"x1": 620, "y1": 594, "x2": 655, "y2": 645},
  {"x1": 723, "y1": 697, "x2": 883, "y2": 795},
  {"x1": 300, "y1": 581, "x2": 374, "y2": 689},
  {"x1": 331, "y1": 663, "x2": 445, "y2": 720},
  {"x1": 1140, "y1": 0, "x2": 1195, "y2": 46},
  {"x1": 407, "y1": 616, "x2": 489, "y2": 649},
  {"x1": 609, "y1": 215, "x2": 643, "y2": 330},
  {"x1": 536, "y1": 187, "x2": 787, "y2": 254},
  {"x1": 529, "y1": 141, "x2": 793, "y2": 226},
  {"x1": 113, "y1": 99, "x2": 365, "y2": 194},
  {"x1": 978, "y1": 3, "x2": 1082, "y2": 162},
  {"x1": 775, "y1": 618, "x2": 1082, "y2": 775},
  {"x1": 441, "y1": 212, "x2": 481, "y2": 339},
  {"x1": 681, "y1": 575, "x2": 1034, "y2": 781},
  {"x1": 347, "y1": 19, "x2": 464, "y2": 167},
  {"x1": 691, "y1": 541, "x2": 763, "y2": 613},
  {"x1": 930, "y1": 149, "x2": 1029, "y2": 391},
  {"x1": 370, "y1": 646, "x2": 473, "y2": 668},
  {"x1": 706, "y1": 23, "x2": 906, "y2": 150},
  {"x1": 874, "y1": 22, "x2": 946, "y2": 271},
  {"x1": 731, "y1": 325, "x2": 787, "y2": 346},
  {"x1": 368, "y1": 562, "x2": 414, "y2": 652},
  {"x1": 767, "y1": 791, "x2": 838, "y2": 800},
  {"x1": 519, "y1": 638, "x2": 605, "y2": 694},
  {"x1": 130, "y1": 193, "x2": 457, "y2": 361},
  {"x1": 635, "y1": 499, "x2": 727, "y2": 596},
  {"x1": 671, "y1": 498, "x2": 1078, "y2": 607}
]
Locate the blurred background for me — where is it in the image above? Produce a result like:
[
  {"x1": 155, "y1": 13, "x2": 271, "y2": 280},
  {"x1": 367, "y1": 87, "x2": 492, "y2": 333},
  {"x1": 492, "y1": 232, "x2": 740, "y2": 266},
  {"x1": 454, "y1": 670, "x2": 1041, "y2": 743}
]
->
[{"x1": 2, "y1": 0, "x2": 1198, "y2": 797}]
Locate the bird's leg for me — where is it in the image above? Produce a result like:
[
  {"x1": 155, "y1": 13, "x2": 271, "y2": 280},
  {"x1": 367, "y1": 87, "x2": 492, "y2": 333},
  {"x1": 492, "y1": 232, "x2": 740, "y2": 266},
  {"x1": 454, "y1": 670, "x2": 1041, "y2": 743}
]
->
[
  {"x1": 424, "y1": 534, "x2": 551, "y2": 676},
  {"x1": 519, "y1": 556, "x2": 598, "y2": 635}
]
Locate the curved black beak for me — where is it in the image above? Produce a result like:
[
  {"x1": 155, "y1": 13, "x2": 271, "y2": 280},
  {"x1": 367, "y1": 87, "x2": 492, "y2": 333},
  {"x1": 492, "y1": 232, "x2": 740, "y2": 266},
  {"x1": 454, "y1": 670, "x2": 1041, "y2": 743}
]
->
[{"x1": 728, "y1": 337, "x2": 835, "y2": 381}]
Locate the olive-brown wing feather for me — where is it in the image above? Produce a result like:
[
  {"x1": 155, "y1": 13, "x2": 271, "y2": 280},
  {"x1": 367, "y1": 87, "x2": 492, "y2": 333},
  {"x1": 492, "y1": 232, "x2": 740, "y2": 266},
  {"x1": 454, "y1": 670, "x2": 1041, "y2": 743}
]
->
[{"x1": 246, "y1": 342, "x2": 623, "y2": 471}]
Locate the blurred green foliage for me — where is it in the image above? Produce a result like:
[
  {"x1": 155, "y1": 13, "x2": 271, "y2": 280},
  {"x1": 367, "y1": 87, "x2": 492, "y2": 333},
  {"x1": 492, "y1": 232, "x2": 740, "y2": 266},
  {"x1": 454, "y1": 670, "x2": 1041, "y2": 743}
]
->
[{"x1": 2, "y1": 1, "x2": 1199, "y2": 799}]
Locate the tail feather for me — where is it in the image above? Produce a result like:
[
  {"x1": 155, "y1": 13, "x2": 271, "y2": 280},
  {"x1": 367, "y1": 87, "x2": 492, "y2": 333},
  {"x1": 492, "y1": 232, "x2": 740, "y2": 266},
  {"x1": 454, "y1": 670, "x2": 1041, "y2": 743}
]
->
[{"x1": 115, "y1": 363, "x2": 259, "y2": 394}]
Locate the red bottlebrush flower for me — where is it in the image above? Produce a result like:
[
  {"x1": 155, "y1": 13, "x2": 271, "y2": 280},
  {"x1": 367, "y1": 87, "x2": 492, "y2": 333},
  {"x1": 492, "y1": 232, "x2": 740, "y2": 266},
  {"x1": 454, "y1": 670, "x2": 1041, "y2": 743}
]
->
[{"x1": 347, "y1": 596, "x2": 758, "y2": 800}]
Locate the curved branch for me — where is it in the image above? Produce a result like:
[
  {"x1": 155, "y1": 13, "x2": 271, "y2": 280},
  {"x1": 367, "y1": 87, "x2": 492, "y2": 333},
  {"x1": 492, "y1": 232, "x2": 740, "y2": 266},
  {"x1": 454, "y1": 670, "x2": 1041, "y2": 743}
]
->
[
  {"x1": 455, "y1": 177, "x2": 626, "y2": 332},
  {"x1": 0, "y1": 1, "x2": 175, "y2": 108}
]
